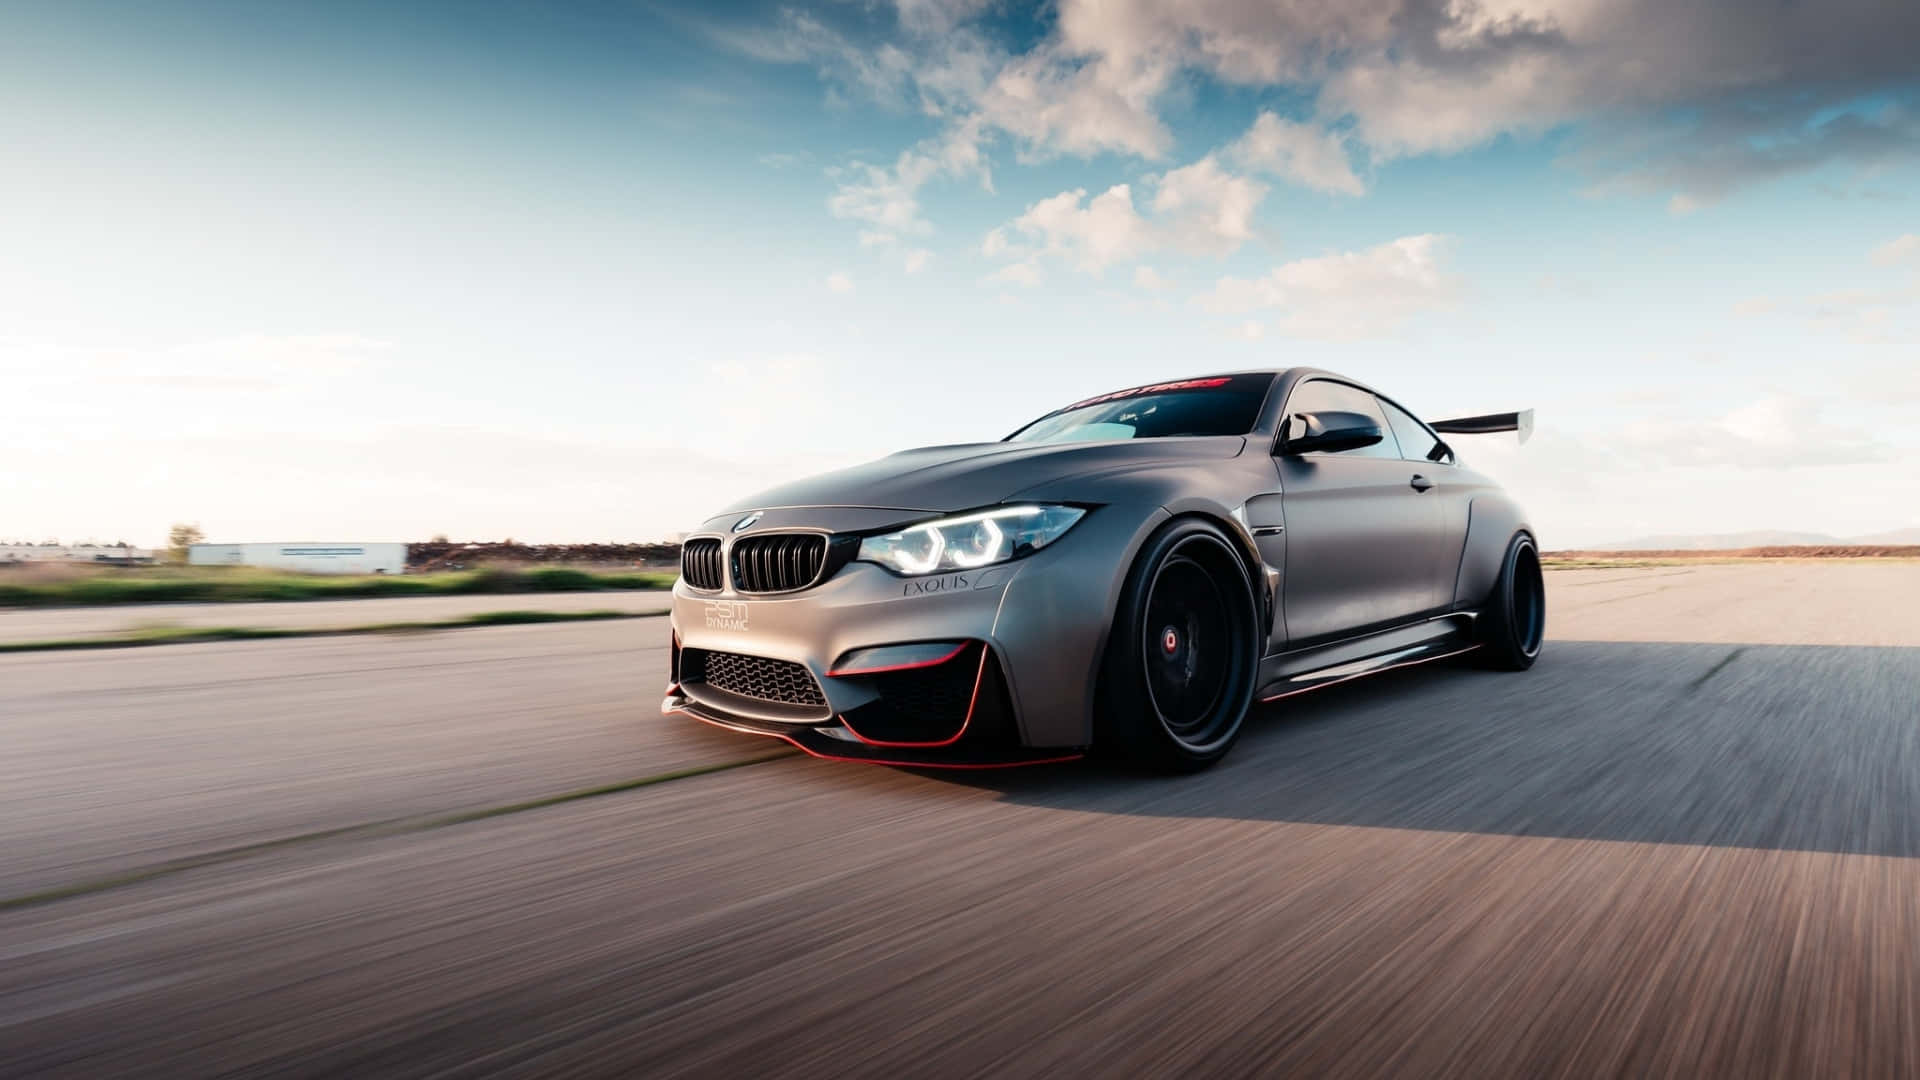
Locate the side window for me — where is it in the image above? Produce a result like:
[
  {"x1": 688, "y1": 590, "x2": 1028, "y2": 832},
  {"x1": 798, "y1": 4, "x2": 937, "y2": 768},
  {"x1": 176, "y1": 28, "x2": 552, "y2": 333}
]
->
[
  {"x1": 1281, "y1": 380, "x2": 1401, "y2": 459},
  {"x1": 1378, "y1": 397, "x2": 1452, "y2": 464}
]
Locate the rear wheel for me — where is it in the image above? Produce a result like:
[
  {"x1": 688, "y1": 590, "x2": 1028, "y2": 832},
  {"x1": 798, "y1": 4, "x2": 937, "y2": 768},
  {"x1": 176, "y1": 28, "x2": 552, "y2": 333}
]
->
[
  {"x1": 1099, "y1": 519, "x2": 1260, "y2": 772},
  {"x1": 1476, "y1": 532, "x2": 1545, "y2": 670}
]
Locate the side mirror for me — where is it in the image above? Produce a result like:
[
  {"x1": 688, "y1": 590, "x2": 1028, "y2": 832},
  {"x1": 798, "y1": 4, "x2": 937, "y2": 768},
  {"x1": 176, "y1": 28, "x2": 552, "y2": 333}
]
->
[{"x1": 1282, "y1": 410, "x2": 1385, "y2": 455}]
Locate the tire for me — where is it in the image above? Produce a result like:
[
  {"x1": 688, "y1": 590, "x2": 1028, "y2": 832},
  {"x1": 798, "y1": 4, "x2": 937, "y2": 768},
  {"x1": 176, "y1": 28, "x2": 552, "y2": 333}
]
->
[
  {"x1": 1097, "y1": 518, "x2": 1261, "y2": 772},
  {"x1": 1475, "y1": 532, "x2": 1545, "y2": 670}
]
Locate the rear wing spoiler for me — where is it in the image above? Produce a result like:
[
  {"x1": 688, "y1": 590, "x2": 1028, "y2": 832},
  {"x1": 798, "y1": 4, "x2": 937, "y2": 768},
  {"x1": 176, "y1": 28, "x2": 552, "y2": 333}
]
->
[{"x1": 1431, "y1": 409, "x2": 1533, "y2": 444}]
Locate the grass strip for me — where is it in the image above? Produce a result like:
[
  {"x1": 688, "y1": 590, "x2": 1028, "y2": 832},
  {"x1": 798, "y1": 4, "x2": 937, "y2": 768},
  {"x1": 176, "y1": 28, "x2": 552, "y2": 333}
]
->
[
  {"x1": 0, "y1": 608, "x2": 666, "y2": 654},
  {"x1": 1542, "y1": 559, "x2": 1682, "y2": 570},
  {"x1": 0, "y1": 750, "x2": 798, "y2": 912},
  {"x1": 0, "y1": 566, "x2": 675, "y2": 608}
]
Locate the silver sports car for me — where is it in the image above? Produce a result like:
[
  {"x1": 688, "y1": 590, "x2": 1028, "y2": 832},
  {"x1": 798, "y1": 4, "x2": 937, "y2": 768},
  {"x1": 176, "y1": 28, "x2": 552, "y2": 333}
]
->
[{"x1": 662, "y1": 368, "x2": 1543, "y2": 771}]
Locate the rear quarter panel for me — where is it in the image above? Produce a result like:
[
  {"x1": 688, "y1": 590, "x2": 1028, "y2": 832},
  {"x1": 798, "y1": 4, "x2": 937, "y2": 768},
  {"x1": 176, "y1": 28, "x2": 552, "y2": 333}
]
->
[{"x1": 1450, "y1": 467, "x2": 1533, "y2": 608}]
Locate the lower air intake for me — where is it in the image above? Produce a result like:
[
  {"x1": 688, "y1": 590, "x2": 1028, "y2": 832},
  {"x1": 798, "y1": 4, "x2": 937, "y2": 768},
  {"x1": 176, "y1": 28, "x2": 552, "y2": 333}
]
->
[{"x1": 683, "y1": 648, "x2": 827, "y2": 708}]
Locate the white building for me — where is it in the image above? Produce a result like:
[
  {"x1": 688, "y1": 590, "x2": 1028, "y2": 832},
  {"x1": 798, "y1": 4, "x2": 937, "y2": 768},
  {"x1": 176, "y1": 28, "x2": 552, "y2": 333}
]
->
[
  {"x1": 188, "y1": 543, "x2": 408, "y2": 575},
  {"x1": 0, "y1": 543, "x2": 154, "y2": 564}
]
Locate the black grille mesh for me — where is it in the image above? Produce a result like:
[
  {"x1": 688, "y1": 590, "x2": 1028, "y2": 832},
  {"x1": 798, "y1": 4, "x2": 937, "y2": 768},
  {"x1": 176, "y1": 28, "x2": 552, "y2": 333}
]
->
[
  {"x1": 731, "y1": 534, "x2": 826, "y2": 593},
  {"x1": 681, "y1": 538, "x2": 723, "y2": 590},
  {"x1": 684, "y1": 648, "x2": 826, "y2": 707}
]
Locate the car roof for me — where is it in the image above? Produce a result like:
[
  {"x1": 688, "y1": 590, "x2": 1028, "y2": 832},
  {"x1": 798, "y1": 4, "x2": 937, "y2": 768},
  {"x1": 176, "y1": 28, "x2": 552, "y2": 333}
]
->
[{"x1": 1010, "y1": 367, "x2": 1427, "y2": 445}]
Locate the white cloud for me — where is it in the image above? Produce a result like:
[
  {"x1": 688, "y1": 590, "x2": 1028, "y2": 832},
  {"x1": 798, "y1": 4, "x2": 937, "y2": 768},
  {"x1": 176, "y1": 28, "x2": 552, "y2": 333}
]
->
[
  {"x1": 1870, "y1": 234, "x2": 1920, "y2": 266},
  {"x1": 1667, "y1": 193, "x2": 1705, "y2": 215},
  {"x1": 973, "y1": 45, "x2": 1173, "y2": 160},
  {"x1": 689, "y1": 352, "x2": 850, "y2": 451},
  {"x1": 1617, "y1": 396, "x2": 1895, "y2": 469},
  {"x1": 1319, "y1": 45, "x2": 1569, "y2": 161},
  {"x1": 1150, "y1": 156, "x2": 1267, "y2": 255},
  {"x1": 1843, "y1": 361, "x2": 1920, "y2": 404},
  {"x1": 0, "y1": 334, "x2": 395, "y2": 393},
  {"x1": 858, "y1": 229, "x2": 937, "y2": 273},
  {"x1": 1465, "y1": 425, "x2": 1917, "y2": 550},
  {"x1": 930, "y1": 115, "x2": 994, "y2": 190},
  {"x1": 1001, "y1": 184, "x2": 1154, "y2": 271},
  {"x1": 708, "y1": 10, "x2": 918, "y2": 108},
  {"x1": 984, "y1": 261, "x2": 1043, "y2": 288},
  {"x1": 985, "y1": 158, "x2": 1269, "y2": 275},
  {"x1": 1038, "y1": 0, "x2": 1919, "y2": 192},
  {"x1": 1198, "y1": 234, "x2": 1459, "y2": 339},
  {"x1": 826, "y1": 123, "x2": 993, "y2": 247},
  {"x1": 1133, "y1": 265, "x2": 1173, "y2": 291},
  {"x1": 163, "y1": 334, "x2": 392, "y2": 376},
  {"x1": 4, "y1": 339, "x2": 895, "y2": 545},
  {"x1": 743, "y1": 0, "x2": 1920, "y2": 208},
  {"x1": 827, "y1": 150, "x2": 941, "y2": 237},
  {"x1": 1726, "y1": 256, "x2": 1920, "y2": 344},
  {"x1": 826, "y1": 271, "x2": 855, "y2": 293},
  {"x1": 1229, "y1": 111, "x2": 1365, "y2": 195},
  {"x1": 890, "y1": 0, "x2": 997, "y2": 37}
]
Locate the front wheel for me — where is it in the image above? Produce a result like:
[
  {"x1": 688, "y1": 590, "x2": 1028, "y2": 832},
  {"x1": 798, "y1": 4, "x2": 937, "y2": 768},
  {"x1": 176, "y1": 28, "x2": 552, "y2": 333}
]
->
[
  {"x1": 1476, "y1": 532, "x2": 1545, "y2": 670},
  {"x1": 1098, "y1": 519, "x2": 1261, "y2": 772}
]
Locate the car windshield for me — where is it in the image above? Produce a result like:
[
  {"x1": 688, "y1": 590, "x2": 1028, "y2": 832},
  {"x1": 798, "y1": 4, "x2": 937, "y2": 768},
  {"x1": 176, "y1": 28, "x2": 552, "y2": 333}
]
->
[{"x1": 1007, "y1": 374, "x2": 1274, "y2": 444}]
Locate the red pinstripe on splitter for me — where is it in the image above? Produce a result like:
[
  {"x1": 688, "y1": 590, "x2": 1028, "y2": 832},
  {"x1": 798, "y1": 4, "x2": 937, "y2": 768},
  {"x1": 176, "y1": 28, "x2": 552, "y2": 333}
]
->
[{"x1": 666, "y1": 705, "x2": 1082, "y2": 769}]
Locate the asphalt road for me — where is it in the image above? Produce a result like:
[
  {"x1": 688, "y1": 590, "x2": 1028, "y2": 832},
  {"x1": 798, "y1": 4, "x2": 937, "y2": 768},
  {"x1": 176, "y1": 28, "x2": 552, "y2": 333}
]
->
[
  {"x1": 0, "y1": 589, "x2": 671, "y2": 644},
  {"x1": 3, "y1": 563, "x2": 1918, "y2": 1076}
]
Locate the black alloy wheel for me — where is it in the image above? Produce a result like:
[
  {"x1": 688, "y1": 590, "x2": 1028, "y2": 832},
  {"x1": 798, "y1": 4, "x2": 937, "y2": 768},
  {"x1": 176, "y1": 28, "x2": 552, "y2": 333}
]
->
[
  {"x1": 1101, "y1": 518, "x2": 1260, "y2": 771},
  {"x1": 1476, "y1": 532, "x2": 1545, "y2": 670}
]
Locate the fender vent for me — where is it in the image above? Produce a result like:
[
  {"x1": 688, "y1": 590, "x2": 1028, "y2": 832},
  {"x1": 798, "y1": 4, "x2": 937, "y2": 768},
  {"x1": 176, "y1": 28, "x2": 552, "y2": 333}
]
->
[
  {"x1": 731, "y1": 533, "x2": 827, "y2": 594},
  {"x1": 680, "y1": 538, "x2": 723, "y2": 591}
]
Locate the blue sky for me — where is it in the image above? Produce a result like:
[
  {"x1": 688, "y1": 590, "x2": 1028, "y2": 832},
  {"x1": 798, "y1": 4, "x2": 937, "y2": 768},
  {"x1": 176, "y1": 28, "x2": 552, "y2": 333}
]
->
[{"x1": 4, "y1": 0, "x2": 1917, "y2": 547}]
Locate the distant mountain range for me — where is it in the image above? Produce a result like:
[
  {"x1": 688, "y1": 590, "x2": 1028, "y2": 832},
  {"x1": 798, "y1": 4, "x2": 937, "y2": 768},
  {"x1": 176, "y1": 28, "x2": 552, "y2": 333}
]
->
[{"x1": 1583, "y1": 528, "x2": 1920, "y2": 551}]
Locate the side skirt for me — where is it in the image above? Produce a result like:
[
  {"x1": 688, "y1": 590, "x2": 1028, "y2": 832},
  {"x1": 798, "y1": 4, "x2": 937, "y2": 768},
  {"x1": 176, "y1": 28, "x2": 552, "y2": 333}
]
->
[{"x1": 1257, "y1": 613, "x2": 1478, "y2": 703}]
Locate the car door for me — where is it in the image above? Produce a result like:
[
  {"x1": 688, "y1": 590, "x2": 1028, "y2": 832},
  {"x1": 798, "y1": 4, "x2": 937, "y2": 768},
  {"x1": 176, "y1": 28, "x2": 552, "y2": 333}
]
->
[
  {"x1": 1376, "y1": 394, "x2": 1472, "y2": 611},
  {"x1": 1273, "y1": 379, "x2": 1448, "y2": 646}
]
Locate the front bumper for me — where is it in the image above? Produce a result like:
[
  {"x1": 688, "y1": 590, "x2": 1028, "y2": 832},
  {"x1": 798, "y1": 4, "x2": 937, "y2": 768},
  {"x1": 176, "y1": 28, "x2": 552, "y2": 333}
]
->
[
  {"x1": 664, "y1": 504, "x2": 1157, "y2": 763},
  {"x1": 666, "y1": 559, "x2": 1082, "y2": 766}
]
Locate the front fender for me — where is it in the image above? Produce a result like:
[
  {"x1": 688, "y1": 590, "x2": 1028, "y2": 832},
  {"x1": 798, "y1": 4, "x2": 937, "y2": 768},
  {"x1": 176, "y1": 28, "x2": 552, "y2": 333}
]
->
[{"x1": 991, "y1": 503, "x2": 1170, "y2": 747}]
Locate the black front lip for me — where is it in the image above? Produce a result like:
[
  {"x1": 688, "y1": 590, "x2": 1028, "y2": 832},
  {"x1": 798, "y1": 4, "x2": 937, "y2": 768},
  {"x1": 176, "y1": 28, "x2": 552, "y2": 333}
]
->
[
  {"x1": 661, "y1": 691, "x2": 1083, "y2": 769},
  {"x1": 678, "y1": 679, "x2": 834, "y2": 725}
]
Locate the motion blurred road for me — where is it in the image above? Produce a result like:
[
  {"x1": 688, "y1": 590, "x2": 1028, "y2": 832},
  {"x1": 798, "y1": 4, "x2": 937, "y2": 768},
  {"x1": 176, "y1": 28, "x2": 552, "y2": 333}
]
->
[
  {"x1": 4, "y1": 563, "x2": 1918, "y2": 1076},
  {"x1": 0, "y1": 588, "x2": 670, "y2": 644}
]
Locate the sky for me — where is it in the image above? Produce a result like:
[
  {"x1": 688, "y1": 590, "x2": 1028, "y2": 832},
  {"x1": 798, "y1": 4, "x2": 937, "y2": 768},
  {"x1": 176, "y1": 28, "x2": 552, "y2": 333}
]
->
[{"x1": 3, "y1": 0, "x2": 1917, "y2": 548}]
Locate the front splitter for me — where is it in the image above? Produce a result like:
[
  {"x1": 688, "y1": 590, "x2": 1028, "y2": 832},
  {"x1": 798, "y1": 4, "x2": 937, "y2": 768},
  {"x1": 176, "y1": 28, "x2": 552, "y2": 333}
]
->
[{"x1": 662, "y1": 692, "x2": 1084, "y2": 770}]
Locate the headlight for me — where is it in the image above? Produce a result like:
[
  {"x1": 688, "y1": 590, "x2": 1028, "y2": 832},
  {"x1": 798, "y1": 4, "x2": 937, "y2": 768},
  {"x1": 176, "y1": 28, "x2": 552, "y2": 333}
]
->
[{"x1": 857, "y1": 505, "x2": 1085, "y2": 576}]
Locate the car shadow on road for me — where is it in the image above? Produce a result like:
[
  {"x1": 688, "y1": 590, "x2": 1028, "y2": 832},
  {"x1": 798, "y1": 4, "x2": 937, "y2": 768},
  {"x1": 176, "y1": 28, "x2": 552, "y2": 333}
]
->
[{"x1": 928, "y1": 640, "x2": 1920, "y2": 858}]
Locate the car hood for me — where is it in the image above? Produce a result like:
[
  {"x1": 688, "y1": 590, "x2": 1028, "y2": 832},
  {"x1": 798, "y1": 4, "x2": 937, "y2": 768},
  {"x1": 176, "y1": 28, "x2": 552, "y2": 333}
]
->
[{"x1": 717, "y1": 436, "x2": 1247, "y2": 517}]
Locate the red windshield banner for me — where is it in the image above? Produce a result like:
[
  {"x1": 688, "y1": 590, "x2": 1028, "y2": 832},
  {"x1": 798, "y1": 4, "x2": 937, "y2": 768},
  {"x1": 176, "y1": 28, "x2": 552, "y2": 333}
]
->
[{"x1": 1059, "y1": 376, "x2": 1235, "y2": 413}]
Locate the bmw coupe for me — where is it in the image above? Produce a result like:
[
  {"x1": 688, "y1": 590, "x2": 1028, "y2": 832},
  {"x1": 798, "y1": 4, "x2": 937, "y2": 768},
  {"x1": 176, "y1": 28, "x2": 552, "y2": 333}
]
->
[{"x1": 662, "y1": 369, "x2": 1543, "y2": 771}]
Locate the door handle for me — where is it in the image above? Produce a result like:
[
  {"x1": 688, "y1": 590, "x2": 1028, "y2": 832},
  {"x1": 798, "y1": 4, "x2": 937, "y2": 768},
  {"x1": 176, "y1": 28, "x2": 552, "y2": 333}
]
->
[{"x1": 1410, "y1": 474, "x2": 1434, "y2": 492}]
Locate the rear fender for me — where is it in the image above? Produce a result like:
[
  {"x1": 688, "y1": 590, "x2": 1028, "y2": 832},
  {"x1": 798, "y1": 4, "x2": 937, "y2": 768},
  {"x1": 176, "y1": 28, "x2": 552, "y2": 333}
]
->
[{"x1": 1453, "y1": 494, "x2": 1532, "y2": 609}]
